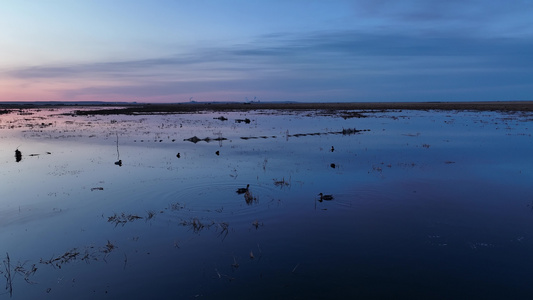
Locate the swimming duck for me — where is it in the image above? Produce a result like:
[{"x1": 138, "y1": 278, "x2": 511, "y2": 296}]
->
[
  {"x1": 318, "y1": 193, "x2": 334, "y2": 201},
  {"x1": 236, "y1": 184, "x2": 250, "y2": 194}
]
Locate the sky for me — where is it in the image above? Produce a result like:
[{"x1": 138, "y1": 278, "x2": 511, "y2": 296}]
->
[{"x1": 1, "y1": 0, "x2": 532, "y2": 103}]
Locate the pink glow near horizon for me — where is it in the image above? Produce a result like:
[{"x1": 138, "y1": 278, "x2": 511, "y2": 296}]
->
[{"x1": 1, "y1": 1, "x2": 532, "y2": 103}]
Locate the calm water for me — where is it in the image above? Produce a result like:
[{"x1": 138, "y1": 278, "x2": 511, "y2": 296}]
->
[{"x1": 0, "y1": 107, "x2": 532, "y2": 299}]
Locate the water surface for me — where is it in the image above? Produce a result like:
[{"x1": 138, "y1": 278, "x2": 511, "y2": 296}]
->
[{"x1": 0, "y1": 108, "x2": 532, "y2": 299}]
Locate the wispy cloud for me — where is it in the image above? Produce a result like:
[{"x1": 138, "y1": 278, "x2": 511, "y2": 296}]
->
[{"x1": 4, "y1": 28, "x2": 533, "y2": 101}]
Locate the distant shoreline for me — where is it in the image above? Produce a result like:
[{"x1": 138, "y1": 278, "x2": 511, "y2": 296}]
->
[{"x1": 1, "y1": 101, "x2": 533, "y2": 114}]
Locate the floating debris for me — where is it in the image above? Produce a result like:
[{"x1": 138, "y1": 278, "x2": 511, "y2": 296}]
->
[
  {"x1": 40, "y1": 249, "x2": 81, "y2": 267},
  {"x1": 341, "y1": 128, "x2": 363, "y2": 135},
  {"x1": 231, "y1": 256, "x2": 239, "y2": 269},
  {"x1": 217, "y1": 222, "x2": 229, "y2": 240},
  {"x1": 340, "y1": 111, "x2": 367, "y2": 119},
  {"x1": 91, "y1": 187, "x2": 104, "y2": 191},
  {"x1": 273, "y1": 177, "x2": 290, "y2": 188},
  {"x1": 102, "y1": 240, "x2": 116, "y2": 254},
  {"x1": 241, "y1": 128, "x2": 369, "y2": 141},
  {"x1": 40, "y1": 241, "x2": 118, "y2": 269},
  {"x1": 107, "y1": 213, "x2": 143, "y2": 226},
  {"x1": 184, "y1": 136, "x2": 227, "y2": 143},
  {"x1": 180, "y1": 217, "x2": 211, "y2": 234},
  {"x1": 252, "y1": 220, "x2": 263, "y2": 229},
  {"x1": 146, "y1": 210, "x2": 156, "y2": 221},
  {"x1": 185, "y1": 136, "x2": 202, "y2": 143},
  {"x1": 4, "y1": 253, "x2": 13, "y2": 297},
  {"x1": 169, "y1": 202, "x2": 185, "y2": 211},
  {"x1": 14, "y1": 261, "x2": 38, "y2": 284}
]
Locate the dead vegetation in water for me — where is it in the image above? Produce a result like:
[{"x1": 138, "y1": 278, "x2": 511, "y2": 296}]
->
[
  {"x1": 217, "y1": 222, "x2": 230, "y2": 240},
  {"x1": 240, "y1": 127, "x2": 369, "y2": 141},
  {"x1": 169, "y1": 202, "x2": 186, "y2": 211},
  {"x1": 273, "y1": 177, "x2": 291, "y2": 188},
  {"x1": 235, "y1": 118, "x2": 251, "y2": 124},
  {"x1": 0, "y1": 240, "x2": 121, "y2": 295},
  {"x1": 3, "y1": 253, "x2": 14, "y2": 297},
  {"x1": 146, "y1": 210, "x2": 156, "y2": 221},
  {"x1": 252, "y1": 220, "x2": 264, "y2": 230},
  {"x1": 13, "y1": 261, "x2": 38, "y2": 284},
  {"x1": 39, "y1": 240, "x2": 118, "y2": 269},
  {"x1": 40, "y1": 249, "x2": 81, "y2": 267},
  {"x1": 107, "y1": 213, "x2": 143, "y2": 226},
  {"x1": 184, "y1": 136, "x2": 227, "y2": 143},
  {"x1": 179, "y1": 217, "x2": 230, "y2": 239}
]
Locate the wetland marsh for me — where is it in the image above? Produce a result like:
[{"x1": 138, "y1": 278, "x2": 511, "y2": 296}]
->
[{"x1": 1, "y1": 104, "x2": 532, "y2": 299}]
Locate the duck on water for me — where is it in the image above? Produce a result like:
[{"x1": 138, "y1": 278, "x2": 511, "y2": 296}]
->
[
  {"x1": 318, "y1": 193, "x2": 334, "y2": 202},
  {"x1": 236, "y1": 184, "x2": 250, "y2": 194}
]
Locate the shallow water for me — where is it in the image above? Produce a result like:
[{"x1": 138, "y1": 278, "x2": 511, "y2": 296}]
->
[{"x1": 0, "y1": 107, "x2": 532, "y2": 299}]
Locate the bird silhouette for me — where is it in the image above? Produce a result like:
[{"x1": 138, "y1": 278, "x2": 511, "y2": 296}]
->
[
  {"x1": 236, "y1": 184, "x2": 250, "y2": 194},
  {"x1": 318, "y1": 193, "x2": 334, "y2": 202}
]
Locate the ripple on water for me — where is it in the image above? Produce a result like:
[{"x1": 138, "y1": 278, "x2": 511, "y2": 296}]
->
[{"x1": 128, "y1": 180, "x2": 280, "y2": 225}]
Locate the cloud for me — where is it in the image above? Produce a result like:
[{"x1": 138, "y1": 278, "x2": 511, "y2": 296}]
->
[
  {"x1": 4, "y1": 27, "x2": 533, "y2": 102},
  {"x1": 8, "y1": 31, "x2": 532, "y2": 79}
]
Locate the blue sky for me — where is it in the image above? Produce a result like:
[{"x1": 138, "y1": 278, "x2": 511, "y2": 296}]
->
[{"x1": 1, "y1": 0, "x2": 532, "y2": 102}]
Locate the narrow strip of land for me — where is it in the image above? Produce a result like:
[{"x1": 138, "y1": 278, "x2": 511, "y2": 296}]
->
[
  {"x1": 76, "y1": 101, "x2": 533, "y2": 115},
  {"x1": 2, "y1": 101, "x2": 533, "y2": 115}
]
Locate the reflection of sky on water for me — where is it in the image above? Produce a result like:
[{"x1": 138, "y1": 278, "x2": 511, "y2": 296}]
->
[{"x1": 0, "y1": 108, "x2": 532, "y2": 298}]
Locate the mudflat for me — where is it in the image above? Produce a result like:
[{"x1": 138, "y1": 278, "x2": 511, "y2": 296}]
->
[
  {"x1": 69, "y1": 101, "x2": 533, "y2": 115},
  {"x1": 2, "y1": 101, "x2": 532, "y2": 115}
]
